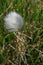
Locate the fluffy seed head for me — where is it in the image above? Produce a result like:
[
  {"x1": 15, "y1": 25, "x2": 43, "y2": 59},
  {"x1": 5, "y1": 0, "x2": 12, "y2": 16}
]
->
[{"x1": 4, "y1": 11, "x2": 24, "y2": 32}]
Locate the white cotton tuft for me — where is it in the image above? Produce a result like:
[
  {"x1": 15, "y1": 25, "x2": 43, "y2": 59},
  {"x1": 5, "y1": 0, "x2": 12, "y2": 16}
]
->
[{"x1": 4, "y1": 11, "x2": 24, "y2": 32}]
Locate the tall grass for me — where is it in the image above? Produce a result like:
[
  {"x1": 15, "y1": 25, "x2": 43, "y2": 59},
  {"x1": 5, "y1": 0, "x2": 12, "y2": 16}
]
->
[{"x1": 0, "y1": 0, "x2": 43, "y2": 65}]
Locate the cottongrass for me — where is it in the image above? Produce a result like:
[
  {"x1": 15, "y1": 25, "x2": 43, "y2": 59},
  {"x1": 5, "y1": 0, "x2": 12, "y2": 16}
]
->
[
  {"x1": 4, "y1": 11, "x2": 29, "y2": 65},
  {"x1": 4, "y1": 11, "x2": 24, "y2": 32}
]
